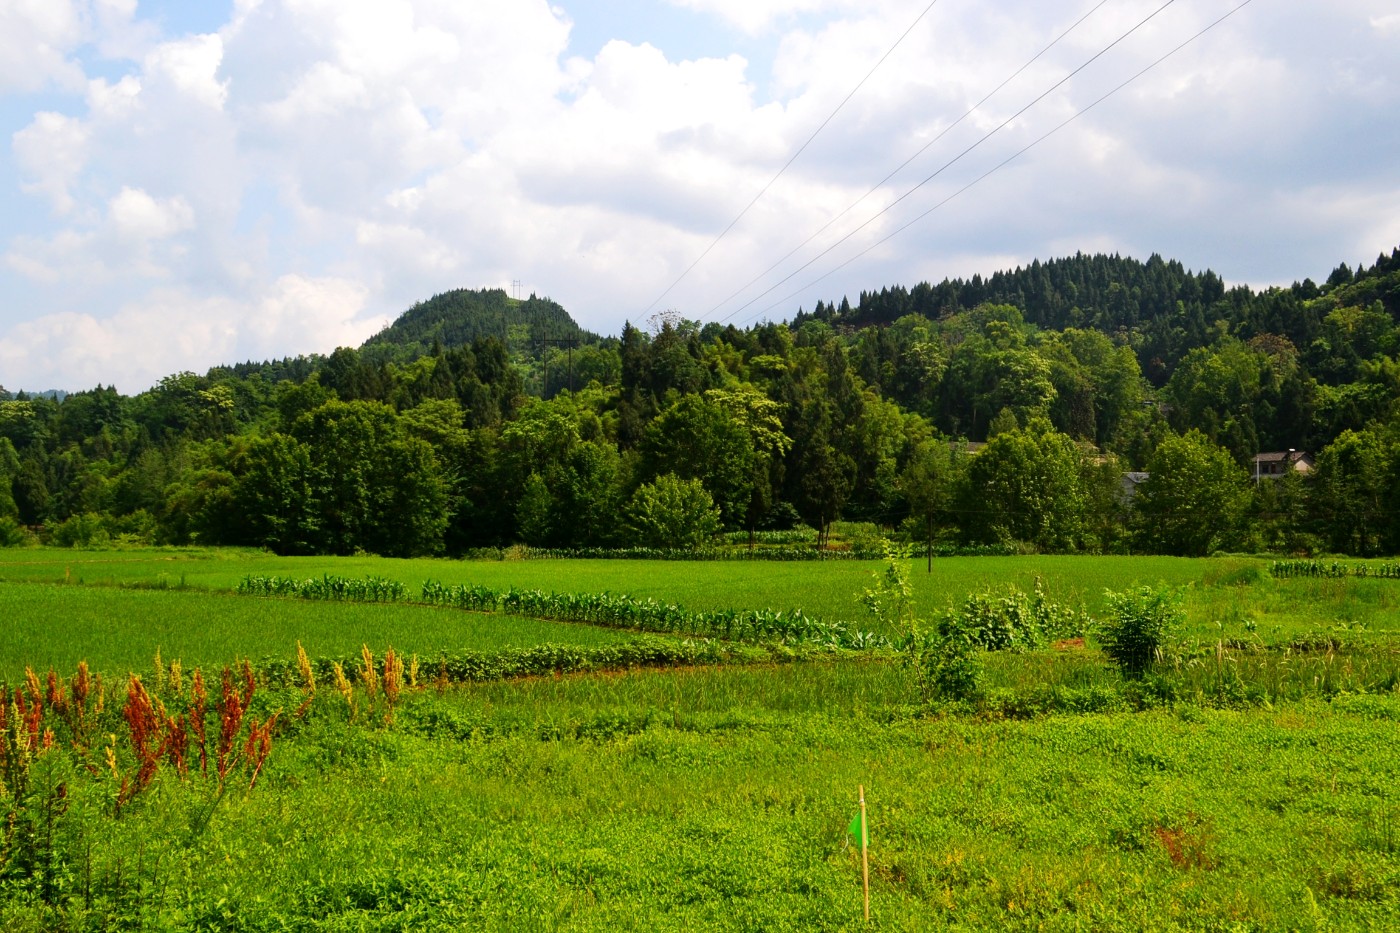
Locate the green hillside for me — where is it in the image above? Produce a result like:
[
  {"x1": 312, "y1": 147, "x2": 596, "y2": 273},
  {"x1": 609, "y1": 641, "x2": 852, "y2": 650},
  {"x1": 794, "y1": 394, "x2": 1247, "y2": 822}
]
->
[{"x1": 361, "y1": 288, "x2": 601, "y2": 360}]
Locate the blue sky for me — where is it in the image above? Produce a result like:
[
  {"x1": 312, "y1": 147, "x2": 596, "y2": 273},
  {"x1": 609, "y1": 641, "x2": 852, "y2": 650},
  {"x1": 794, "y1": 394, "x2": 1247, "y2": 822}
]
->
[{"x1": 2, "y1": 0, "x2": 1399, "y2": 392}]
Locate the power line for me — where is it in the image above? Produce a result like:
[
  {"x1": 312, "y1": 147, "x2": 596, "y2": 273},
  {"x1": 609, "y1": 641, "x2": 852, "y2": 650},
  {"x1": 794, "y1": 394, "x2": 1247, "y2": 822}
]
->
[
  {"x1": 699, "y1": 0, "x2": 1118, "y2": 323},
  {"x1": 737, "y1": 0, "x2": 1258, "y2": 327},
  {"x1": 718, "y1": 0, "x2": 1184, "y2": 326},
  {"x1": 638, "y1": 0, "x2": 945, "y2": 319}
]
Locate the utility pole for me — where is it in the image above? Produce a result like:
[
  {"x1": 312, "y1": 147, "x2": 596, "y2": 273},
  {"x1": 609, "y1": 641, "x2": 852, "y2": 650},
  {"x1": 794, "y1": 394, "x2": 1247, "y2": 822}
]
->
[{"x1": 534, "y1": 337, "x2": 580, "y2": 398}]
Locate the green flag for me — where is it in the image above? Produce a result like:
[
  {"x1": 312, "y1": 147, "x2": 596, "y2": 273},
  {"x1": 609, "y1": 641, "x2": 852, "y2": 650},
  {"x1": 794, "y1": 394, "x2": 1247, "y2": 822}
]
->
[{"x1": 847, "y1": 810, "x2": 867, "y2": 848}]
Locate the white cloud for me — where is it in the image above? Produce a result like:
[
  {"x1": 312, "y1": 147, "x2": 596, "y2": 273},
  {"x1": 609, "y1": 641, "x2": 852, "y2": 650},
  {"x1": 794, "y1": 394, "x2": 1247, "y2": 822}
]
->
[
  {"x1": 0, "y1": 0, "x2": 87, "y2": 93},
  {"x1": 2, "y1": 0, "x2": 1399, "y2": 390},
  {"x1": 0, "y1": 275, "x2": 386, "y2": 392},
  {"x1": 108, "y1": 187, "x2": 194, "y2": 240},
  {"x1": 143, "y1": 34, "x2": 229, "y2": 109},
  {"x1": 86, "y1": 75, "x2": 143, "y2": 121},
  {"x1": 12, "y1": 111, "x2": 90, "y2": 213},
  {"x1": 667, "y1": 0, "x2": 846, "y2": 35}
]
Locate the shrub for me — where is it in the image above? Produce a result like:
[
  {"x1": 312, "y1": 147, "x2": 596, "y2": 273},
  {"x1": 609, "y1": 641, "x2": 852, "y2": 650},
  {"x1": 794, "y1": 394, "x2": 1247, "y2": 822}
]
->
[
  {"x1": 919, "y1": 633, "x2": 984, "y2": 704},
  {"x1": 624, "y1": 474, "x2": 722, "y2": 550},
  {"x1": 0, "y1": 516, "x2": 35, "y2": 547},
  {"x1": 49, "y1": 512, "x2": 110, "y2": 548},
  {"x1": 1099, "y1": 585, "x2": 1184, "y2": 677},
  {"x1": 935, "y1": 578, "x2": 1082, "y2": 651}
]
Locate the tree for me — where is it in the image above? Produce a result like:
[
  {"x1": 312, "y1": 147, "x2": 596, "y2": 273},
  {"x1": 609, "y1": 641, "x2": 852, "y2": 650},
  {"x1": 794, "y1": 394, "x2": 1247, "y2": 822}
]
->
[
  {"x1": 223, "y1": 400, "x2": 448, "y2": 556},
  {"x1": 639, "y1": 395, "x2": 755, "y2": 528},
  {"x1": 515, "y1": 473, "x2": 553, "y2": 546},
  {"x1": 960, "y1": 425, "x2": 1088, "y2": 551},
  {"x1": 1133, "y1": 430, "x2": 1250, "y2": 555},
  {"x1": 625, "y1": 473, "x2": 721, "y2": 549},
  {"x1": 899, "y1": 436, "x2": 967, "y2": 564},
  {"x1": 228, "y1": 433, "x2": 321, "y2": 554},
  {"x1": 1308, "y1": 428, "x2": 1395, "y2": 555}
]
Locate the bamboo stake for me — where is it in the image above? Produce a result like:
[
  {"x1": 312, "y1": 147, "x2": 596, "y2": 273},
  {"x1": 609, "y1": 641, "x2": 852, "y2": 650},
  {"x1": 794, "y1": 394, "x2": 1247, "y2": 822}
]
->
[{"x1": 859, "y1": 784, "x2": 870, "y2": 922}]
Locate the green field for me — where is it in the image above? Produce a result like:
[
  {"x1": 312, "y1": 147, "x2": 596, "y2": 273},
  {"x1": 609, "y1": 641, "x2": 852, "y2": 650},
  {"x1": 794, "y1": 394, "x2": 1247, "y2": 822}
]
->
[
  {"x1": 3, "y1": 548, "x2": 1400, "y2": 930},
  {"x1": 0, "y1": 581, "x2": 655, "y2": 680},
  {"x1": 4, "y1": 547, "x2": 1399, "y2": 641}
]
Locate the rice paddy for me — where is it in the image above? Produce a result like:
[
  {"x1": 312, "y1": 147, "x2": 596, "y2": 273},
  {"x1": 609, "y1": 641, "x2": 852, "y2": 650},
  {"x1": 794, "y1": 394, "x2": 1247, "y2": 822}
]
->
[{"x1": 2, "y1": 546, "x2": 1400, "y2": 930}]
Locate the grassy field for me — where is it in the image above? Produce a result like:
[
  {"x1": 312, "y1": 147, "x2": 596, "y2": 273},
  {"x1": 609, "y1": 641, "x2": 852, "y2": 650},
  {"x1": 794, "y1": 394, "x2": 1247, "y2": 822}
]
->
[
  {"x1": 3, "y1": 547, "x2": 1400, "y2": 930},
  {"x1": 3, "y1": 663, "x2": 1399, "y2": 931},
  {"x1": 0, "y1": 581, "x2": 652, "y2": 680},
  {"x1": 4, "y1": 547, "x2": 1400, "y2": 642}
]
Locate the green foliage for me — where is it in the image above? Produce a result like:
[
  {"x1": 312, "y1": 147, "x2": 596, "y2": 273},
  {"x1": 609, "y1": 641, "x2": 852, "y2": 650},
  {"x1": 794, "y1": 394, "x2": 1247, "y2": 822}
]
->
[
  {"x1": 1308, "y1": 427, "x2": 1398, "y2": 555},
  {"x1": 237, "y1": 574, "x2": 409, "y2": 602},
  {"x1": 1133, "y1": 430, "x2": 1251, "y2": 556},
  {"x1": 936, "y1": 577, "x2": 1084, "y2": 651},
  {"x1": 361, "y1": 288, "x2": 598, "y2": 360},
  {"x1": 624, "y1": 473, "x2": 722, "y2": 550},
  {"x1": 227, "y1": 401, "x2": 449, "y2": 557},
  {"x1": 860, "y1": 543, "x2": 987, "y2": 704},
  {"x1": 48, "y1": 512, "x2": 111, "y2": 548},
  {"x1": 419, "y1": 579, "x2": 882, "y2": 649},
  {"x1": 1270, "y1": 559, "x2": 1400, "y2": 579},
  {"x1": 0, "y1": 516, "x2": 34, "y2": 548},
  {"x1": 919, "y1": 632, "x2": 985, "y2": 703},
  {"x1": 262, "y1": 637, "x2": 779, "y2": 689},
  {"x1": 1099, "y1": 585, "x2": 1185, "y2": 677},
  {"x1": 858, "y1": 542, "x2": 915, "y2": 635},
  {"x1": 961, "y1": 425, "x2": 1090, "y2": 551}
]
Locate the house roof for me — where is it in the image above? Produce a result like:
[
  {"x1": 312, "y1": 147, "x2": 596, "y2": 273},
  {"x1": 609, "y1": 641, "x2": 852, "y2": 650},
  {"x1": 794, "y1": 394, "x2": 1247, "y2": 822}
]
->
[{"x1": 1254, "y1": 450, "x2": 1312, "y2": 465}]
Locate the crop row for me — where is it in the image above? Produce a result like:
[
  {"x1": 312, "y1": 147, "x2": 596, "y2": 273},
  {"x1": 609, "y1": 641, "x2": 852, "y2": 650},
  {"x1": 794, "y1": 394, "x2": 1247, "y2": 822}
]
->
[
  {"x1": 257, "y1": 637, "x2": 793, "y2": 689},
  {"x1": 457, "y1": 545, "x2": 881, "y2": 561},
  {"x1": 232, "y1": 574, "x2": 886, "y2": 649},
  {"x1": 453, "y1": 543, "x2": 1019, "y2": 561},
  {"x1": 1268, "y1": 560, "x2": 1400, "y2": 579},
  {"x1": 418, "y1": 580, "x2": 888, "y2": 649},
  {"x1": 235, "y1": 574, "x2": 409, "y2": 601}
]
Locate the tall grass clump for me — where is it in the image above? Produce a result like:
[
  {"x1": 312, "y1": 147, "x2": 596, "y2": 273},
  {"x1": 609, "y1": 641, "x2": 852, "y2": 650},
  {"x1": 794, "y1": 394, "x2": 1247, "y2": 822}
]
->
[
  {"x1": 862, "y1": 544, "x2": 985, "y2": 704},
  {"x1": 1099, "y1": 585, "x2": 1184, "y2": 677}
]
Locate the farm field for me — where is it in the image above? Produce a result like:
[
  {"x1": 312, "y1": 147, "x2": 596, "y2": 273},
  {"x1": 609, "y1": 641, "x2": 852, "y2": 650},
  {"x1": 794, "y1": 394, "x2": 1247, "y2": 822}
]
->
[
  {"x1": 0, "y1": 581, "x2": 656, "y2": 680},
  {"x1": 3, "y1": 660, "x2": 1400, "y2": 931},
  {"x1": 3, "y1": 548, "x2": 1400, "y2": 930},
  {"x1": 3, "y1": 547, "x2": 1400, "y2": 641}
]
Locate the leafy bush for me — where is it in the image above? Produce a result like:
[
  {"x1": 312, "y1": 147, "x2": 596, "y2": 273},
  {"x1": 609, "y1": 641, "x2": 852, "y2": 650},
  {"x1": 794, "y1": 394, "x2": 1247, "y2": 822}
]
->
[
  {"x1": 420, "y1": 580, "x2": 883, "y2": 649},
  {"x1": 935, "y1": 578, "x2": 1082, "y2": 651},
  {"x1": 1099, "y1": 585, "x2": 1184, "y2": 677},
  {"x1": 624, "y1": 474, "x2": 722, "y2": 549},
  {"x1": 48, "y1": 512, "x2": 111, "y2": 548},
  {"x1": 859, "y1": 543, "x2": 985, "y2": 704},
  {"x1": 0, "y1": 516, "x2": 35, "y2": 548},
  {"x1": 918, "y1": 633, "x2": 984, "y2": 703},
  {"x1": 258, "y1": 637, "x2": 786, "y2": 688},
  {"x1": 722, "y1": 527, "x2": 817, "y2": 546}
]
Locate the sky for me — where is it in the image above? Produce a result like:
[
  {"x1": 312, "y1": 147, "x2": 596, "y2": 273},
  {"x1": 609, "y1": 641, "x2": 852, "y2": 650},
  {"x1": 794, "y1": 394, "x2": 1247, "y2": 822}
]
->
[{"x1": 2, "y1": 0, "x2": 1399, "y2": 393}]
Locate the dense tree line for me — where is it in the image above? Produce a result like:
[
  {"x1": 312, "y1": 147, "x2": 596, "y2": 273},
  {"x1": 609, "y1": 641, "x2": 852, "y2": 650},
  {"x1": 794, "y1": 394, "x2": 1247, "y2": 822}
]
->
[{"x1": 3, "y1": 253, "x2": 1400, "y2": 557}]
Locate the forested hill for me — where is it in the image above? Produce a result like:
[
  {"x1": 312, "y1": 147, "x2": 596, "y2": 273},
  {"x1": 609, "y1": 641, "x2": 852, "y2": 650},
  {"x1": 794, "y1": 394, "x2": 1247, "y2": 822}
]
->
[
  {"x1": 6, "y1": 243, "x2": 1400, "y2": 560},
  {"x1": 361, "y1": 288, "x2": 602, "y2": 361},
  {"x1": 800, "y1": 248, "x2": 1400, "y2": 384}
]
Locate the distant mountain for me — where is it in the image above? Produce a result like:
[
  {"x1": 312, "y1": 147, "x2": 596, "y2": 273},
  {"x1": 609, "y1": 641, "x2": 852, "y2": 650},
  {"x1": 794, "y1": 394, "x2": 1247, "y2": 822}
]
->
[{"x1": 361, "y1": 288, "x2": 601, "y2": 360}]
